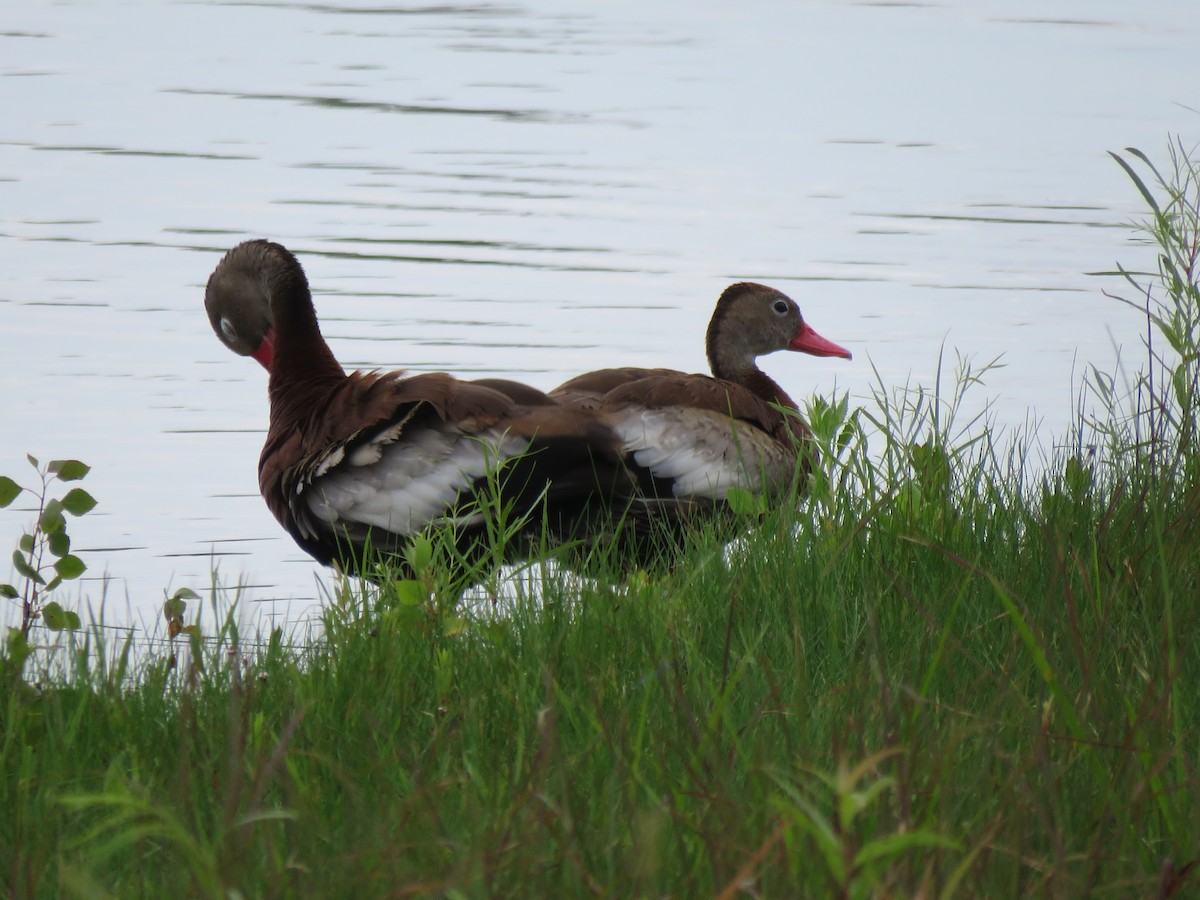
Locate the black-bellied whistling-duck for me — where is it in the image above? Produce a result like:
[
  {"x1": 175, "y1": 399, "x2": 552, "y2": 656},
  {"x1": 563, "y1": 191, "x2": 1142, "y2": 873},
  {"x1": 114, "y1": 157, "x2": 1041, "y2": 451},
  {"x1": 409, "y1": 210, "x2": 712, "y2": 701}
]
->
[
  {"x1": 550, "y1": 282, "x2": 851, "y2": 515},
  {"x1": 204, "y1": 239, "x2": 635, "y2": 580}
]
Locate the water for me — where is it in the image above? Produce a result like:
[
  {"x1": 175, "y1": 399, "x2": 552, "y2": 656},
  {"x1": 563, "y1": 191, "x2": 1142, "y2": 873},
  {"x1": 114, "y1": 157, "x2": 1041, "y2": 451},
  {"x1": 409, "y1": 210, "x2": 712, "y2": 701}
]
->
[{"x1": 2, "y1": 0, "x2": 1197, "y2": 633}]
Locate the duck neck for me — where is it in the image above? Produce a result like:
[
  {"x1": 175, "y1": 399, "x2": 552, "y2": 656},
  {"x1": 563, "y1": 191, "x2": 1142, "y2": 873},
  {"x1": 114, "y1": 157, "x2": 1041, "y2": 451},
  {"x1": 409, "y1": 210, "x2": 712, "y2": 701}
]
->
[
  {"x1": 738, "y1": 366, "x2": 800, "y2": 413},
  {"x1": 707, "y1": 331, "x2": 799, "y2": 412},
  {"x1": 265, "y1": 257, "x2": 346, "y2": 427}
]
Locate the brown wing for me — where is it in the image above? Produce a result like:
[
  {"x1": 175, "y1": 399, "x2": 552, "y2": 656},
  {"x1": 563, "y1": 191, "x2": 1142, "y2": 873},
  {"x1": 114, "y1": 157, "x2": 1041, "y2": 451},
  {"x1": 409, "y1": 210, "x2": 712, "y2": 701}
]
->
[
  {"x1": 551, "y1": 367, "x2": 693, "y2": 408},
  {"x1": 470, "y1": 377, "x2": 555, "y2": 406},
  {"x1": 553, "y1": 368, "x2": 813, "y2": 507},
  {"x1": 260, "y1": 370, "x2": 635, "y2": 572},
  {"x1": 555, "y1": 368, "x2": 802, "y2": 444}
]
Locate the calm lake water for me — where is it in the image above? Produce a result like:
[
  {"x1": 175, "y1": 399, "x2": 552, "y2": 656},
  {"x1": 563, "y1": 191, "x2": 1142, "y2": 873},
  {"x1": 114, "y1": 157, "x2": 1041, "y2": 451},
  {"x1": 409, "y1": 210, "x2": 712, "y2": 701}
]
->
[{"x1": 2, "y1": 0, "x2": 1198, "y2": 635}]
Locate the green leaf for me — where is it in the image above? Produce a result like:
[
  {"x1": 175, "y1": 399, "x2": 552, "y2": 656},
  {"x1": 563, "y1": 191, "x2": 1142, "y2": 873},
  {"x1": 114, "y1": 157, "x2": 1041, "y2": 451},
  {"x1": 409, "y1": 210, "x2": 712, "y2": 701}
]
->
[
  {"x1": 19, "y1": 534, "x2": 34, "y2": 553},
  {"x1": 26, "y1": 454, "x2": 39, "y2": 469},
  {"x1": 443, "y1": 615, "x2": 468, "y2": 637},
  {"x1": 1173, "y1": 363, "x2": 1193, "y2": 411},
  {"x1": 43, "y1": 601, "x2": 72, "y2": 631},
  {"x1": 171, "y1": 587, "x2": 201, "y2": 602},
  {"x1": 839, "y1": 776, "x2": 896, "y2": 831},
  {"x1": 987, "y1": 576, "x2": 1091, "y2": 753},
  {"x1": 726, "y1": 487, "x2": 766, "y2": 517},
  {"x1": 49, "y1": 459, "x2": 90, "y2": 482},
  {"x1": 12, "y1": 551, "x2": 44, "y2": 585},
  {"x1": 54, "y1": 555, "x2": 86, "y2": 581},
  {"x1": 1089, "y1": 366, "x2": 1113, "y2": 399},
  {"x1": 783, "y1": 798, "x2": 844, "y2": 883},
  {"x1": 48, "y1": 531, "x2": 71, "y2": 558},
  {"x1": 0, "y1": 476, "x2": 21, "y2": 508},
  {"x1": 394, "y1": 580, "x2": 426, "y2": 607},
  {"x1": 234, "y1": 808, "x2": 300, "y2": 829},
  {"x1": 853, "y1": 829, "x2": 961, "y2": 868},
  {"x1": 40, "y1": 499, "x2": 66, "y2": 534},
  {"x1": 61, "y1": 488, "x2": 97, "y2": 516},
  {"x1": 405, "y1": 535, "x2": 434, "y2": 574},
  {"x1": 1109, "y1": 150, "x2": 1161, "y2": 216},
  {"x1": 769, "y1": 774, "x2": 845, "y2": 883},
  {"x1": 912, "y1": 440, "x2": 950, "y2": 497},
  {"x1": 5, "y1": 628, "x2": 32, "y2": 668},
  {"x1": 937, "y1": 835, "x2": 990, "y2": 900},
  {"x1": 163, "y1": 596, "x2": 187, "y2": 622},
  {"x1": 1064, "y1": 456, "x2": 1092, "y2": 498},
  {"x1": 0, "y1": 583, "x2": 18, "y2": 600}
]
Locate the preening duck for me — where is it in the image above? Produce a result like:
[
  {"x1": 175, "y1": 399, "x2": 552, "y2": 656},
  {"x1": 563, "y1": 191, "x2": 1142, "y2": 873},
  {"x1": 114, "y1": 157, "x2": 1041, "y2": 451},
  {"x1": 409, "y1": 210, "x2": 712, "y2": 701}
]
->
[
  {"x1": 204, "y1": 239, "x2": 635, "y2": 579},
  {"x1": 550, "y1": 282, "x2": 851, "y2": 513}
]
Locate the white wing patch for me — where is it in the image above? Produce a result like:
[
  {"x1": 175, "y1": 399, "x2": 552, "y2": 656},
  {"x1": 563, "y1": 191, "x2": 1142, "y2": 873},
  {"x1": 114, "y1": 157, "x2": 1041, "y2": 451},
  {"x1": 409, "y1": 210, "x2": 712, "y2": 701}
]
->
[
  {"x1": 611, "y1": 407, "x2": 791, "y2": 500},
  {"x1": 304, "y1": 422, "x2": 529, "y2": 536}
]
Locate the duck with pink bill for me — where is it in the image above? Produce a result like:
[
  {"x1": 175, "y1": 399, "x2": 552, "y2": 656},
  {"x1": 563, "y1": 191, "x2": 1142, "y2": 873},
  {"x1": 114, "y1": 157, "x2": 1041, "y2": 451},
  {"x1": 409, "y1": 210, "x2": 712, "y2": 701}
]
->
[{"x1": 550, "y1": 282, "x2": 852, "y2": 520}]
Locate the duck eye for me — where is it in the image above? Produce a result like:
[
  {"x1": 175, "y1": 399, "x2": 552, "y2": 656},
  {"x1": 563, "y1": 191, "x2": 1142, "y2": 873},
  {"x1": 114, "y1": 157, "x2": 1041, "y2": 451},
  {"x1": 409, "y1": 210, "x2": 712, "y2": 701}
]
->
[{"x1": 771, "y1": 299, "x2": 789, "y2": 315}]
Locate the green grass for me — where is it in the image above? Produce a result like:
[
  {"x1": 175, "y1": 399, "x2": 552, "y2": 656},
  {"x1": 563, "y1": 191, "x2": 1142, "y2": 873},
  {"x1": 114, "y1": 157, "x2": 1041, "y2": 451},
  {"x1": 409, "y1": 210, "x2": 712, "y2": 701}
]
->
[{"x1": 3, "y1": 142, "x2": 1199, "y2": 897}]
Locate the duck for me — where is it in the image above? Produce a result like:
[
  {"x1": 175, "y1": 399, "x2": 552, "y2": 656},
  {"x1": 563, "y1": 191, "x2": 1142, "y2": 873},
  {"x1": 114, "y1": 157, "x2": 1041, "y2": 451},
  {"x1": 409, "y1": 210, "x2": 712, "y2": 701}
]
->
[
  {"x1": 203, "y1": 239, "x2": 636, "y2": 581},
  {"x1": 550, "y1": 282, "x2": 851, "y2": 521}
]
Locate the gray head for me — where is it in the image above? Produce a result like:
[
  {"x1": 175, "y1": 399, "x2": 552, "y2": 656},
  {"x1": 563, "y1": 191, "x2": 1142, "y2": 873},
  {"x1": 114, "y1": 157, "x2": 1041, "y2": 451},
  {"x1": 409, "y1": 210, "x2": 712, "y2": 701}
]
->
[{"x1": 203, "y1": 239, "x2": 289, "y2": 369}]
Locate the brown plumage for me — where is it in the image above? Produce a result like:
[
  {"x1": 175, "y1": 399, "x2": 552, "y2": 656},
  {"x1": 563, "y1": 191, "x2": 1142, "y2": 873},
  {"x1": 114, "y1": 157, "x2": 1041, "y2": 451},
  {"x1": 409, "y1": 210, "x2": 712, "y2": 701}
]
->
[
  {"x1": 204, "y1": 239, "x2": 635, "y2": 580},
  {"x1": 551, "y1": 282, "x2": 852, "y2": 511}
]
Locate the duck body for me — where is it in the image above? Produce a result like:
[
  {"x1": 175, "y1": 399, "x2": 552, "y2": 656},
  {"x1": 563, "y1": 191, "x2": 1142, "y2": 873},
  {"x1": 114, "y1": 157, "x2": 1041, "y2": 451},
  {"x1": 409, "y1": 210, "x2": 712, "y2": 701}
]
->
[
  {"x1": 553, "y1": 366, "x2": 806, "y2": 503},
  {"x1": 205, "y1": 240, "x2": 633, "y2": 578},
  {"x1": 259, "y1": 367, "x2": 628, "y2": 571},
  {"x1": 551, "y1": 282, "x2": 851, "y2": 511}
]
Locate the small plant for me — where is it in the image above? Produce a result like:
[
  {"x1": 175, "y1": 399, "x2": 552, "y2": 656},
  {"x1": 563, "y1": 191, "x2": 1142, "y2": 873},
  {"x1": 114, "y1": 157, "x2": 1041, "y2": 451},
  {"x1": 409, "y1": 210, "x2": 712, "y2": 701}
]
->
[
  {"x1": 378, "y1": 532, "x2": 469, "y2": 639},
  {"x1": 1099, "y1": 141, "x2": 1200, "y2": 472},
  {"x1": 772, "y1": 749, "x2": 961, "y2": 899},
  {"x1": 1, "y1": 455, "x2": 96, "y2": 640},
  {"x1": 163, "y1": 587, "x2": 202, "y2": 640}
]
